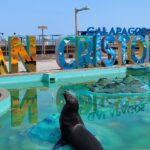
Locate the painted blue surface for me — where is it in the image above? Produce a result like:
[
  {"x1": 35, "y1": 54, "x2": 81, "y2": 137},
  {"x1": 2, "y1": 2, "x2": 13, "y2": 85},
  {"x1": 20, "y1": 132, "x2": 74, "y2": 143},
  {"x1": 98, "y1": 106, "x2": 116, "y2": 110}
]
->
[
  {"x1": 0, "y1": 68, "x2": 127, "y2": 85},
  {"x1": 0, "y1": 74, "x2": 43, "y2": 85},
  {"x1": 44, "y1": 67, "x2": 127, "y2": 83},
  {"x1": 0, "y1": 66, "x2": 149, "y2": 85}
]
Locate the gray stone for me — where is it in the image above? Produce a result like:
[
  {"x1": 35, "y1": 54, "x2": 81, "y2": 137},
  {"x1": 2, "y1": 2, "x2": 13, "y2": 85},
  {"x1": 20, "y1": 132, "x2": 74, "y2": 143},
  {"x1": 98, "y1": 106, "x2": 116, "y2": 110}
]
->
[
  {"x1": 89, "y1": 75, "x2": 149, "y2": 94},
  {"x1": 97, "y1": 78, "x2": 112, "y2": 87}
]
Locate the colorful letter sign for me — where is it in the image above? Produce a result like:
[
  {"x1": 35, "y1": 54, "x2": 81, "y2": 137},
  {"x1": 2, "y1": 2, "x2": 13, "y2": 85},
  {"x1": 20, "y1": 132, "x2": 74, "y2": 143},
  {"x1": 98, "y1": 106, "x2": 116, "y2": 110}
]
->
[
  {"x1": 9, "y1": 36, "x2": 36, "y2": 73},
  {"x1": 127, "y1": 36, "x2": 147, "y2": 64},
  {"x1": 56, "y1": 36, "x2": 76, "y2": 69},
  {"x1": 77, "y1": 36, "x2": 93, "y2": 68},
  {"x1": 101, "y1": 36, "x2": 117, "y2": 66},
  {"x1": 0, "y1": 30, "x2": 150, "y2": 75},
  {"x1": 56, "y1": 36, "x2": 93, "y2": 69}
]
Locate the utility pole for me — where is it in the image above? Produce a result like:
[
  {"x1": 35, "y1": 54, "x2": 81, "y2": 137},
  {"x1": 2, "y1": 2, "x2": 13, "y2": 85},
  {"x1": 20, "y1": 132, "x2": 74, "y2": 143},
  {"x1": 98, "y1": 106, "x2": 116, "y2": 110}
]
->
[{"x1": 38, "y1": 26, "x2": 48, "y2": 55}]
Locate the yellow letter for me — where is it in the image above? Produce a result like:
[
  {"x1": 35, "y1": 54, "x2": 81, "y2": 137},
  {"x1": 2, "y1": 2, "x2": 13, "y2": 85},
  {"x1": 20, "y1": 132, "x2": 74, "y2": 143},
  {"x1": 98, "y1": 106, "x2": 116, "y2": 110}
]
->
[
  {"x1": 0, "y1": 48, "x2": 8, "y2": 75},
  {"x1": 9, "y1": 36, "x2": 36, "y2": 73}
]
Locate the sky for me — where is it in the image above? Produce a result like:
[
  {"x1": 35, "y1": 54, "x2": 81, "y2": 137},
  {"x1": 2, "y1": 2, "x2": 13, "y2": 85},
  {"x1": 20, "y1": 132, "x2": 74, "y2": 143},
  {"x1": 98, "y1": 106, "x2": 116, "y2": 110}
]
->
[{"x1": 0, "y1": 0, "x2": 150, "y2": 36}]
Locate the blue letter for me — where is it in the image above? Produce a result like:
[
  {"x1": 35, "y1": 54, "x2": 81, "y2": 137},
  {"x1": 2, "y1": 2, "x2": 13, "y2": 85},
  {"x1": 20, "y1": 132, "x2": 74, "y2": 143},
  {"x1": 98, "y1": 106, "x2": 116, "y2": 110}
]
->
[
  {"x1": 116, "y1": 27, "x2": 122, "y2": 35},
  {"x1": 128, "y1": 27, "x2": 135, "y2": 35},
  {"x1": 101, "y1": 36, "x2": 117, "y2": 66},
  {"x1": 56, "y1": 36, "x2": 76, "y2": 69},
  {"x1": 87, "y1": 27, "x2": 95, "y2": 36}
]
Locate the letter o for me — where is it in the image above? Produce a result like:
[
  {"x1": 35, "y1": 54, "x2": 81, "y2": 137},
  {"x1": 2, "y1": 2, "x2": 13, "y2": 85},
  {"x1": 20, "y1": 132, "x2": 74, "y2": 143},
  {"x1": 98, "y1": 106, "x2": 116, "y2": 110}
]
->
[{"x1": 129, "y1": 36, "x2": 147, "y2": 64}]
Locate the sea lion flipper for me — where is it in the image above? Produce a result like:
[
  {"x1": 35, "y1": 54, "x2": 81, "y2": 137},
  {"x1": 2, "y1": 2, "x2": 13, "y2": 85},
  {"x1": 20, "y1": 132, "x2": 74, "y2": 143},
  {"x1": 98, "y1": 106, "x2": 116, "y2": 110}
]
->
[{"x1": 52, "y1": 138, "x2": 67, "y2": 150}]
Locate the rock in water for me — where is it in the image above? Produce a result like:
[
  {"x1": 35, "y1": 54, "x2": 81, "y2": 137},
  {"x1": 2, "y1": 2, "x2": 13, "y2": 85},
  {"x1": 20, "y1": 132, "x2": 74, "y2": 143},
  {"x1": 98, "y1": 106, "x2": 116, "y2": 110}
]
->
[
  {"x1": 89, "y1": 75, "x2": 149, "y2": 94},
  {"x1": 28, "y1": 114, "x2": 61, "y2": 144},
  {"x1": 97, "y1": 78, "x2": 112, "y2": 87},
  {"x1": 123, "y1": 75, "x2": 136, "y2": 84}
]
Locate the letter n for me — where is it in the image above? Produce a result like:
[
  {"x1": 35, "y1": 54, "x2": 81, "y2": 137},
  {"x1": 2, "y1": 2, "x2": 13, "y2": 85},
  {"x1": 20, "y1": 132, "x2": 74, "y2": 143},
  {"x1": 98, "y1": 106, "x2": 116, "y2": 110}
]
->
[{"x1": 8, "y1": 36, "x2": 36, "y2": 73}]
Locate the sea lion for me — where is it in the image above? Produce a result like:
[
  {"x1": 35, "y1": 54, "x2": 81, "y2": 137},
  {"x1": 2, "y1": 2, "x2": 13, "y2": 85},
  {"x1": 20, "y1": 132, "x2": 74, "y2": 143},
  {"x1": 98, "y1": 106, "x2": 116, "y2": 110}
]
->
[{"x1": 53, "y1": 91, "x2": 104, "y2": 150}]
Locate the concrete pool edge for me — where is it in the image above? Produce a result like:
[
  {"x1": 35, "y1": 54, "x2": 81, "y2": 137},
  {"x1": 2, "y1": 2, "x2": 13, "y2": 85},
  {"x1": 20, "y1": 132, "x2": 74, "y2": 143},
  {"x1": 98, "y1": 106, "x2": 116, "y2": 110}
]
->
[
  {"x1": 3, "y1": 64, "x2": 150, "y2": 85},
  {"x1": 0, "y1": 74, "x2": 44, "y2": 85},
  {"x1": 0, "y1": 67, "x2": 127, "y2": 85},
  {"x1": 43, "y1": 67, "x2": 127, "y2": 83}
]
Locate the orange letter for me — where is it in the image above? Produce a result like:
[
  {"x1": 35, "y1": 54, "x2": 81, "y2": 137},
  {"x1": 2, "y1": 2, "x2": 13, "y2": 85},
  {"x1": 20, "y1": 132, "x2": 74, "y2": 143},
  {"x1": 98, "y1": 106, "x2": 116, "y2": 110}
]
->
[{"x1": 9, "y1": 36, "x2": 36, "y2": 73}]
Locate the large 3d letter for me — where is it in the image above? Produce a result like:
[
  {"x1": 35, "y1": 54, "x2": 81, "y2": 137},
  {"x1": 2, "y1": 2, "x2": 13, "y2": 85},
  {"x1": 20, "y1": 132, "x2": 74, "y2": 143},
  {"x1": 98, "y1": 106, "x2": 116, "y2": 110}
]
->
[
  {"x1": 9, "y1": 36, "x2": 36, "y2": 73},
  {"x1": 93, "y1": 35, "x2": 102, "y2": 66},
  {"x1": 118, "y1": 35, "x2": 130, "y2": 64},
  {"x1": 0, "y1": 48, "x2": 8, "y2": 75},
  {"x1": 127, "y1": 36, "x2": 147, "y2": 64},
  {"x1": 101, "y1": 36, "x2": 117, "y2": 66},
  {"x1": 56, "y1": 36, "x2": 93, "y2": 69},
  {"x1": 77, "y1": 36, "x2": 93, "y2": 68},
  {"x1": 56, "y1": 36, "x2": 76, "y2": 69}
]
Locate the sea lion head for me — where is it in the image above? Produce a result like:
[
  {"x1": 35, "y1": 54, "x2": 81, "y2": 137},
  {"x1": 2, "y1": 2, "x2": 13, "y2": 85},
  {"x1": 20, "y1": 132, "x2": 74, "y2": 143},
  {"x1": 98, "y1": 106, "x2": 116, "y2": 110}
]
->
[{"x1": 63, "y1": 91, "x2": 79, "y2": 111}]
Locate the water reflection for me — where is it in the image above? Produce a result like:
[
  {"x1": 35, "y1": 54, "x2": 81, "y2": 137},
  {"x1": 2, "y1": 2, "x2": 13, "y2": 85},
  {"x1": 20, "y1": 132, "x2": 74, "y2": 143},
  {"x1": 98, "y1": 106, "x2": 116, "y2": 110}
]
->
[
  {"x1": 56, "y1": 84, "x2": 150, "y2": 121},
  {"x1": 87, "y1": 96, "x2": 146, "y2": 121},
  {"x1": 6, "y1": 77, "x2": 150, "y2": 128},
  {"x1": 10, "y1": 89, "x2": 38, "y2": 127}
]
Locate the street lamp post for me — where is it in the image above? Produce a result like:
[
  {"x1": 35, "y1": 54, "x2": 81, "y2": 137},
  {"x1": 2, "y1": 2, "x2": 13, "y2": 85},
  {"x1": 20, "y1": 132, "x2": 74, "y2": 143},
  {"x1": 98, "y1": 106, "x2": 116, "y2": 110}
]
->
[
  {"x1": 38, "y1": 25, "x2": 48, "y2": 55},
  {"x1": 75, "y1": 6, "x2": 90, "y2": 68},
  {"x1": 75, "y1": 6, "x2": 90, "y2": 37}
]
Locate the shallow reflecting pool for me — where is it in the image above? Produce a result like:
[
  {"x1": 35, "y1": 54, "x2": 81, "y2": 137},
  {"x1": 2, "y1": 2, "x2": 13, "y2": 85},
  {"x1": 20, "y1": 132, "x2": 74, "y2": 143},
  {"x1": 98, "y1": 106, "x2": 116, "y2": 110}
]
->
[{"x1": 0, "y1": 73, "x2": 150, "y2": 150}]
